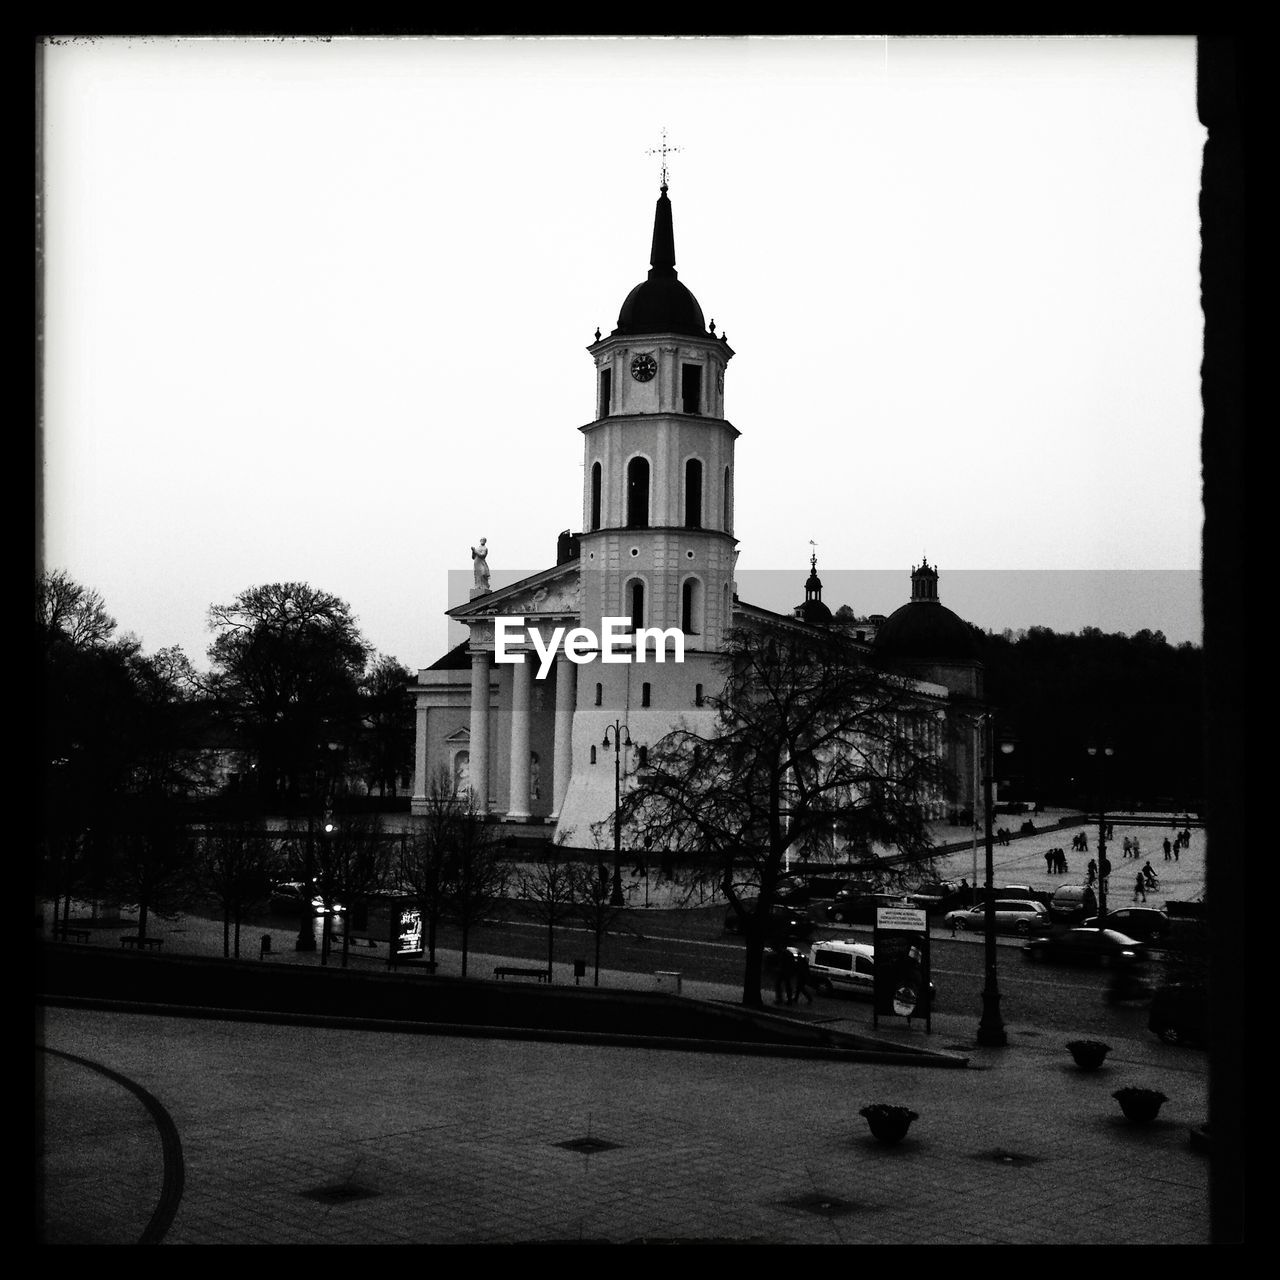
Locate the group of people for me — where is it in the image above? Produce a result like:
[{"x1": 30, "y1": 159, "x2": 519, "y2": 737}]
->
[
  {"x1": 1043, "y1": 847, "x2": 1070, "y2": 874},
  {"x1": 774, "y1": 946, "x2": 815, "y2": 1006},
  {"x1": 1086, "y1": 856, "x2": 1112, "y2": 889},
  {"x1": 994, "y1": 827, "x2": 1014, "y2": 847},
  {"x1": 1120, "y1": 834, "x2": 1145, "y2": 859},
  {"x1": 1164, "y1": 829, "x2": 1191, "y2": 860}
]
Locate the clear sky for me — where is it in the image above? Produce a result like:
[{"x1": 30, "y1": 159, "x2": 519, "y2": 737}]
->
[{"x1": 39, "y1": 35, "x2": 1206, "y2": 671}]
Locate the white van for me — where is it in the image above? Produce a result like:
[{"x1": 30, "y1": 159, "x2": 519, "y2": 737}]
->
[
  {"x1": 806, "y1": 939, "x2": 937, "y2": 1005},
  {"x1": 806, "y1": 940, "x2": 877, "y2": 997}
]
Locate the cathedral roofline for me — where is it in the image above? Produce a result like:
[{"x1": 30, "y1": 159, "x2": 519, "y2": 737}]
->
[
  {"x1": 447, "y1": 558, "x2": 579, "y2": 621},
  {"x1": 733, "y1": 599, "x2": 873, "y2": 651}
]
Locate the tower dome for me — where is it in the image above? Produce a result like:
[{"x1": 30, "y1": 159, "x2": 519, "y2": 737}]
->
[
  {"x1": 613, "y1": 184, "x2": 706, "y2": 338},
  {"x1": 794, "y1": 548, "x2": 833, "y2": 626}
]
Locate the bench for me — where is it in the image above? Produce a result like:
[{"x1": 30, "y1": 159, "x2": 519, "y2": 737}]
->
[
  {"x1": 493, "y1": 965, "x2": 549, "y2": 982},
  {"x1": 120, "y1": 935, "x2": 164, "y2": 951},
  {"x1": 53, "y1": 925, "x2": 91, "y2": 943},
  {"x1": 390, "y1": 956, "x2": 437, "y2": 973}
]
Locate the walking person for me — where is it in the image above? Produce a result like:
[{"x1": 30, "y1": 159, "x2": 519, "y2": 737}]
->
[
  {"x1": 1134, "y1": 873, "x2": 1146, "y2": 903},
  {"x1": 775, "y1": 945, "x2": 797, "y2": 1005},
  {"x1": 1123, "y1": 835, "x2": 1133, "y2": 859},
  {"x1": 793, "y1": 950, "x2": 815, "y2": 1005},
  {"x1": 1163, "y1": 837, "x2": 1172, "y2": 861},
  {"x1": 1045, "y1": 849, "x2": 1055, "y2": 875}
]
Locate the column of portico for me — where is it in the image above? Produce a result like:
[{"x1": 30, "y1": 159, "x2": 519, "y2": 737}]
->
[
  {"x1": 506, "y1": 652, "x2": 533, "y2": 819},
  {"x1": 551, "y1": 652, "x2": 576, "y2": 818},
  {"x1": 468, "y1": 651, "x2": 490, "y2": 810},
  {"x1": 412, "y1": 701, "x2": 428, "y2": 803}
]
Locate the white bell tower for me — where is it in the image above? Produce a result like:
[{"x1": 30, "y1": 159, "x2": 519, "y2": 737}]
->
[{"x1": 578, "y1": 178, "x2": 738, "y2": 661}]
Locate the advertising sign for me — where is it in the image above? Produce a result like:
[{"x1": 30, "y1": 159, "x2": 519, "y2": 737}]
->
[
  {"x1": 395, "y1": 907, "x2": 423, "y2": 957},
  {"x1": 873, "y1": 905, "x2": 931, "y2": 1030}
]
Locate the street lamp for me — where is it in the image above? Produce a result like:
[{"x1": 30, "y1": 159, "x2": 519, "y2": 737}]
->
[
  {"x1": 295, "y1": 741, "x2": 341, "y2": 953},
  {"x1": 602, "y1": 720, "x2": 631, "y2": 907},
  {"x1": 1086, "y1": 743, "x2": 1115, "y2": 921},
  {"x1": 977, "y1": 713, "x2": 1013, "y2": 1047}
]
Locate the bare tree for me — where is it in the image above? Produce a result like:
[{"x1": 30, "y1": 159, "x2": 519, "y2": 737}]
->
[
  {"x1": 519, "y1": 841, "x2": 580, "y2": 980},
  {"x1": 194, "y1": 822, "x2": 283, "y2": 958},
  {"x1": 397, "y1": 768, "x2": 457, "y2": 965},
  {"x1": 38, "y1": 569, "x2": 117, "y2": 648},
  {"x1": 618, "y1": 625, "x2": 947, "y2": 1008},
  {"x1": 441, "y1": 794, "x2": 507, "y2": 978},
  {"x1": 571, "y1": 849, "x2": 628, "y2": 988}
]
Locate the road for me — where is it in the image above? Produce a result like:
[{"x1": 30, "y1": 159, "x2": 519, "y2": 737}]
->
[{"x1": 408, "y1": 901, "x2": 1194, "y2": 1041}]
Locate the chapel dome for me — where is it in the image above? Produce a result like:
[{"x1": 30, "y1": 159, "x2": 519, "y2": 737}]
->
[
  {"x1": 873, "y1": 559, "x2": 982, "y2": 663},
  {"x1": 873, "y1": 600, "x2": 981, "y2": 663}
]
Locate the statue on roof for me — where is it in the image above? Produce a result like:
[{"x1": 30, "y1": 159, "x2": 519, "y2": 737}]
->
[{"x1": 471, "y1": 538, "x2": 490, "y2": 591}]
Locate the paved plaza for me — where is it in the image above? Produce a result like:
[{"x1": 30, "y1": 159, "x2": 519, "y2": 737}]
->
[{"x1": 35, "y1": 811, "x2": 1217, "y2": 1246}]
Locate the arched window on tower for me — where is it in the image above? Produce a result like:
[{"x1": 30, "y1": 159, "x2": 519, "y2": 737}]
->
[
  {"x1": 590, "y1": 462, "x2": 602, "y2": 531},
  {"x1": 628, "y1": 579, "x2": 645, "y2": 632},
  {"x1": 723, "y1": 465, "x2": 732, "y2": 531},
  {"x1": 627, "y1": 456, "x2": 650, "y2": 529},
  {"x1": 684, "y1": 458, "x2": 702, "y2": 529},
  {"x1": 599, "y1": 368, "x2": 612, "y2": 418},
  {"x1": 682, "y1": 578, "x2": 702, "y2": 635}
]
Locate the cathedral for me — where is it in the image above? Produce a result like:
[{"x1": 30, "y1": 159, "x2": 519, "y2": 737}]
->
[{"x1": 411, "y1": 178, "x2": 984, "y2": 851}]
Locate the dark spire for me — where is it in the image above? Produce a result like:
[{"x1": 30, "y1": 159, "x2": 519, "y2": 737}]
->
[
  {"x1": 805, "y1": 547, "x2": 823, "y2": 603},
  {"x1": 648, "y1": 184, "x2": 677, "y2": 279},
  {"x1": 613, "y1": 165, "x2": 705, "y2": 338}
]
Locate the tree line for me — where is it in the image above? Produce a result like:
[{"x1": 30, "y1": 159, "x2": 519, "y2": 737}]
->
[
  {"x1": 978, "y1": 625, "x2": 1204, "y2": 812},
  {"x1": 39, "y1": 572, "x2": 415, "y2": 939}
]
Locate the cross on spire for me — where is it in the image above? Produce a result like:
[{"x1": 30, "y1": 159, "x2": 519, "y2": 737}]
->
[
  {"x1": 646, "y1": 127, "x2": 681, "y2": 189},
  {"x1": 809, "y1": 539, "x2": 818, "y2": 573}
]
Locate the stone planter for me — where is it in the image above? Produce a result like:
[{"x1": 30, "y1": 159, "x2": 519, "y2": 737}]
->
[
  {"x1": 859, "y1": 1103, "x2": 919, "y2": 1145},
  {"x1": 1112, "y1": 1087, "x2": 1168, "y2": 1124},
  {"x1": 1066, "y1": 1039, "x2": 1111, "y2": 1071}
]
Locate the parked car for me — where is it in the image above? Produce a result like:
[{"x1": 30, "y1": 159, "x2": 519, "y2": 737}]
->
[
  {"x1": 268, "y1": 882, "x2": 341, "y2": 916},
  {"x1": 723, "y1": 898, "x2": 815, "y2": 943},
  {"x1": 1083, "y1": 907, "x2": 1171, "y2": 942},
  {"x1": 906, "y1": 880, "x2": 966, "y2": 913},
  {"x1": 1148, "y1": 982, "x2": 1209, "y2": 1047},
  {"x1": 944, "y1": 899, "x2": 1050, "y2": 936},
  {"x1": 1022, "y1": 927, "x2": 1145, "y2": 966},
  {"x1": 972, "y1": 883, "x2": 1046, "y2": 905},
  {"x1": 805, "y1": 939, "x2": 937, "y2": 1006},
  {"x1": 774, "y1": 874, "x2": 870, "y2": 905},
  {"x1": 1047, "y1": 883, "x2": 1099, "y2": 924},
  {"x1": 828, "y1": 891, "x2": 913, "y2": 925}
]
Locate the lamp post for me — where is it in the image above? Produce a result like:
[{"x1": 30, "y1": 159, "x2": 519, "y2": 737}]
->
[
  {"x1": 1087, "y1": 744, "x2": 1114, "y2": 921},
  {"x1": 977, "y1": 713, "x2": 1012, "y2": 1047},
  {"x1": 295, "y1": 741, "x2": 340, "y2": 953},
  {"x1": 602, "y1": 720, "x2": 631, "y2": 907},
  {"x1": 971, "y1": 719, "x2": 981, "y2": 905}
]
